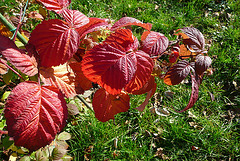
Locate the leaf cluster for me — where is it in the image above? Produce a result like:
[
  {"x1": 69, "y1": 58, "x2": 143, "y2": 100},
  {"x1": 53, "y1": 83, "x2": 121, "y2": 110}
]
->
[{"x1": 0, "y1": 0, "x2": 212, "y2": 155}]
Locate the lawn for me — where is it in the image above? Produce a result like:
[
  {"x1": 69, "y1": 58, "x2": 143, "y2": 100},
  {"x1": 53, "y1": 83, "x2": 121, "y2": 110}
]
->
[
  {"x1": 0, "y1": 0, "x2": 239, "y2": 160},
  {"x1": 66, "y1": 0, "x2": 240, "y2": 160}
]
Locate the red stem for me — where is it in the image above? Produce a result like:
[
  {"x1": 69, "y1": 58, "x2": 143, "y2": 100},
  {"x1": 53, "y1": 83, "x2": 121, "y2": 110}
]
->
[
  {"x1": 12, "y1": 7, "x2": 23, "y2": 42},
  {"x1": 0, "y1": 58, "x2": 25, "y2": 81}
]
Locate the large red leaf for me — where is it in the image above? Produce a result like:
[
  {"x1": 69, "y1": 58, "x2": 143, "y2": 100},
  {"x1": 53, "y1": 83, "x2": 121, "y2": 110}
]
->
[
  {"x1": 174, "y1": 74, "x2": 199, "y2": 113},
  {"x1": 82, "y1": 43, "x2": 137, "y2": 95},
  {"x1": 62, "y1": 9, "x2": 89, "y2": 29},
  {"x1": 111, "y1": 17, "x2": 152, "y2": 31},
  {"x1": 164, "y1": 60, "x2": 192, "y2": 85},
  {"x1": 77, "y1": 17, "x2": 110, "y2": 40},
  {"x1": 92, "y1": 88, "x2": 130, "y2": 122},
  {"x1": 40, "y1": 63, "x2": 89, "y2": 98},
  {"x1": 124, "y1": 50, "x2": 154, "y2": 93},
  {"x1": 180, "y1": 27, "x2": 205, "y2": 52},
  {"x1": 4, "y1": 81, "x2": 68, "y2": 151},
  {"x1": 0, "y1": 35, "x2": 38, "y2": 76},
  {"x1": 141, "y1": 31, "x2": 169, "y2": 57},
  {"x1": 36, "y1": 0, "x2": 71, "y2": 14},
  {"x1": 29, "y1": 19, "x2": 80, "y2": 67},
  {"x1": 195, "y1": 54, "x2": 212, "y2": 75},
  {"x1": 104, "y1": 29, "x2": 139, "y2": 52}
]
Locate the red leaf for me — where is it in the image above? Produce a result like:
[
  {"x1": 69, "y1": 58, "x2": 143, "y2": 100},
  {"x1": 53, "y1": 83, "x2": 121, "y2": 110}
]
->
[
  {"x1": 77, "y1": 17, "x2": 110, "y2": 40},
  {"x1": 111, "y1": 17, "x2": 152, "y2": 31},
  {"x1": 130, "y1": 76, "x2": 156, "y2": 95},
  {"x1": 169, "y1": 51, "x2": 179, "y2": 63},
  {"x1": 29, "y1": 19, "x2": 80, "y2": 67},
  {"x1": 104, "y1": 29, "x2": 139, "y2": 52},
  {"x1": 141, "y1": 31, "x2": 169, "y2": 57},
  {"x1": 179, "y1": 44, "x2": 195, "y2": 59},
  {"x1": 136, "y1": 79, "x2": 157, "y2": 112},
  {"x1": 125, "y1": 50, "x2": 154, "y2": 93},
  {"x1": 141, "y1": 30, "x2": 151, "y2": 42},
  {"x1": 40, "y1": 63, "x2": 86, "y2": 98},
  {"x1": 164, "y1": 60, "x2": 192, "y2": 85},
  {"x1": 0, "y1": 35, "x2": 38, "y2": 76},
  {"x1": 4, "y1": 81, "x2": 68, "y2": 151},
  {"x1": 69, "y1": 62, "x2": 93, "y2": 91},
  {"x1": 195, "y1": 54, "x2": 212, "y2": 75},
  {"x1": 36, "y1": 0, "x2": 71, "y2": 14},
  {"x1": 62, "y1": 9, "x2": 89, "y2": 29},
  {"x1": 82, "y1": 43, "x2": 137, "y2": 95},
  {"x1": 28, "y1": 11, "x2": 44, "y2": 20},
  {"x1": 174, "y1": 74, "x2": 199, "y2": 113},
  {"x1": 180, "y1": 27, "x2": 205, "y2": 52},
  {"x1": 92, "y1": 88, "x2": 130, "y2": 122}
]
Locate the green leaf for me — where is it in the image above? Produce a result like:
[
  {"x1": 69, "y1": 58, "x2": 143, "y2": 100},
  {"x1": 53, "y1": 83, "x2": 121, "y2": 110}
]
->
[
  {"x1": 52, "y1": 146, "x2": 67, "y2": 160},
  {"x1": 0, "y1": 136, "x2": 14, "y2": 149},
  {"x1": 61, "y1": 155, "x2": 73, "y2": 161},
  {"x1": 19, "y1": 156, "x2": 31, "y2": 161},
  {"x1": 0, "y1": 119, "x2": 6, "y2": 130},
  {"x1": 3, "y1": 70, "x2": 13, "y2": 85},
  {"x1": 35, "y1": 149, "x2": 48, "y2": 161},
  {"x1": 67, "y1": 103, "x2": 80, "y2": 116},
  {"x1": 57, "y1": 132, "x2": 71, "y2": 141},
  {"x1": 1, "y1": 91, "x2": 11, "y2": 101}
]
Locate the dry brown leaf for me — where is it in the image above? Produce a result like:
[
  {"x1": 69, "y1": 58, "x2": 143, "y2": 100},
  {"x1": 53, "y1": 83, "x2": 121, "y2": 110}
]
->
[
  {"x1": 40, "y1": 63, "x2": 86, "y2": 98},
  {"x1": 0, "y1": 58, "x2": 8, "y2": 75}
]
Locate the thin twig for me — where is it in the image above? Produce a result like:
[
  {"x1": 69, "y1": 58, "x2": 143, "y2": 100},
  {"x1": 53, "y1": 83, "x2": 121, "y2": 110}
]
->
[
  {"x1": 76, "y1": 95, "x2": 93, "y2": 112},
  {"x1": 0, "y1": 59, "x2": 25, "y2": 81},
  {"x1": 12, "y1": 7, "x2": 23, "y2": 42}
]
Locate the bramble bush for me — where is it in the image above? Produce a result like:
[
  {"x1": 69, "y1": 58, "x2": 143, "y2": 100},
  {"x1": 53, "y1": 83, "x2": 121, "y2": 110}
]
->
[{"x1": 0, "y1": 0, "x2": 212, "y2": 158}]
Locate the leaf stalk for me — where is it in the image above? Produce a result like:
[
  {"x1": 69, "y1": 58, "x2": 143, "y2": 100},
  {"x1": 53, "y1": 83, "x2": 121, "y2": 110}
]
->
[{"x1": 0, "y1": 13, "x2": 28, "y2": 45}]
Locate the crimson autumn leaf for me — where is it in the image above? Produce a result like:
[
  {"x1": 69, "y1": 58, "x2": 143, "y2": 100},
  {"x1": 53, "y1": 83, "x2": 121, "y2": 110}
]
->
[
  {"x1": 40, "y1": 63, "x2": 85, "y2": 98},
  {"x1": 0, "y1": 35, "x2": 38, "y2": 76},
  {"x1": 69, "y1": 61, "x2": 93, "y2": 91},
  {"x1": 169, "y1": 43, "x2": 180, "y2": 63},
  {"x1": 195, "y1": 54, "x2": 212, "y2": 75},
  {"x1": 136, "y1": 77, "x2": 157, "y2": 112},
  {"x1": 141, "y1": 31, "x2": 169, "y2": 57},
  {"x1": 111, "y1": 17, "x2": 152, "y2": 31},
  {"x1": 36, "y1": 0, "x2": 71, "y2": 14},
  {"x1": 92, "y1": 88, "x2": 130, "y2": 122},
  {"x1": 164, "y1": 60, "x2": 193, "y2": 85},
  {"x1": 180, "y1": 27, "x2": 205, "y2": 52},
  {"x1": 130, "y1": 75, "x2": 156, "y2": 95},
  {"x1": 77, "y1": 17, "x2": 110, "y2": 40},
  {"x1": 82, "y1": 43, "x2": 137, "y2": 95},
  {"x1": 29, "y1": 19, "x2": 80, "y2": 67},
  {"x1": 104, "y1": 29, "x2": 139, "y2": 52},
  {"x1": 174, "y1": 74, "x2": 199, "y2": 113},
  {"x1": 124, "y1": 50, "x2": 154, "y2": 93},
  {"x1": 62, "y1": 9, "x2": 89, "y2": 29},
  {"x1": 4, "y1": 81, "x2": 68, "y2": 151},
  {"x1": 141, "y1": 30, "x2": 151, "y2": 42}
]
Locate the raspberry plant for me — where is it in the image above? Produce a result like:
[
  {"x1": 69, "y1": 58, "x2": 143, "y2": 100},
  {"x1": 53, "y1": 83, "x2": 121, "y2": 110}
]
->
[{"x1": 0, "y1": 0, "x2": 212, "y2": 152}]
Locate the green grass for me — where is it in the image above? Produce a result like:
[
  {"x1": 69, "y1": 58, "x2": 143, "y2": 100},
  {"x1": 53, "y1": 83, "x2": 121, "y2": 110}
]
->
[
  {"x1": 0, "y1": 0, "x2": 239, "y2": 160},
  {"x1": 65, "y1": 0, "x2": 240, "y2": 160}
]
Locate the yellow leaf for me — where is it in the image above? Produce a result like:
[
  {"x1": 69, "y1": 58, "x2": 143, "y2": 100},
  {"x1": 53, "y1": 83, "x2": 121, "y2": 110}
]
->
[{"x1": 0, "y1": 22, "x2": 13, "y2": 38}]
